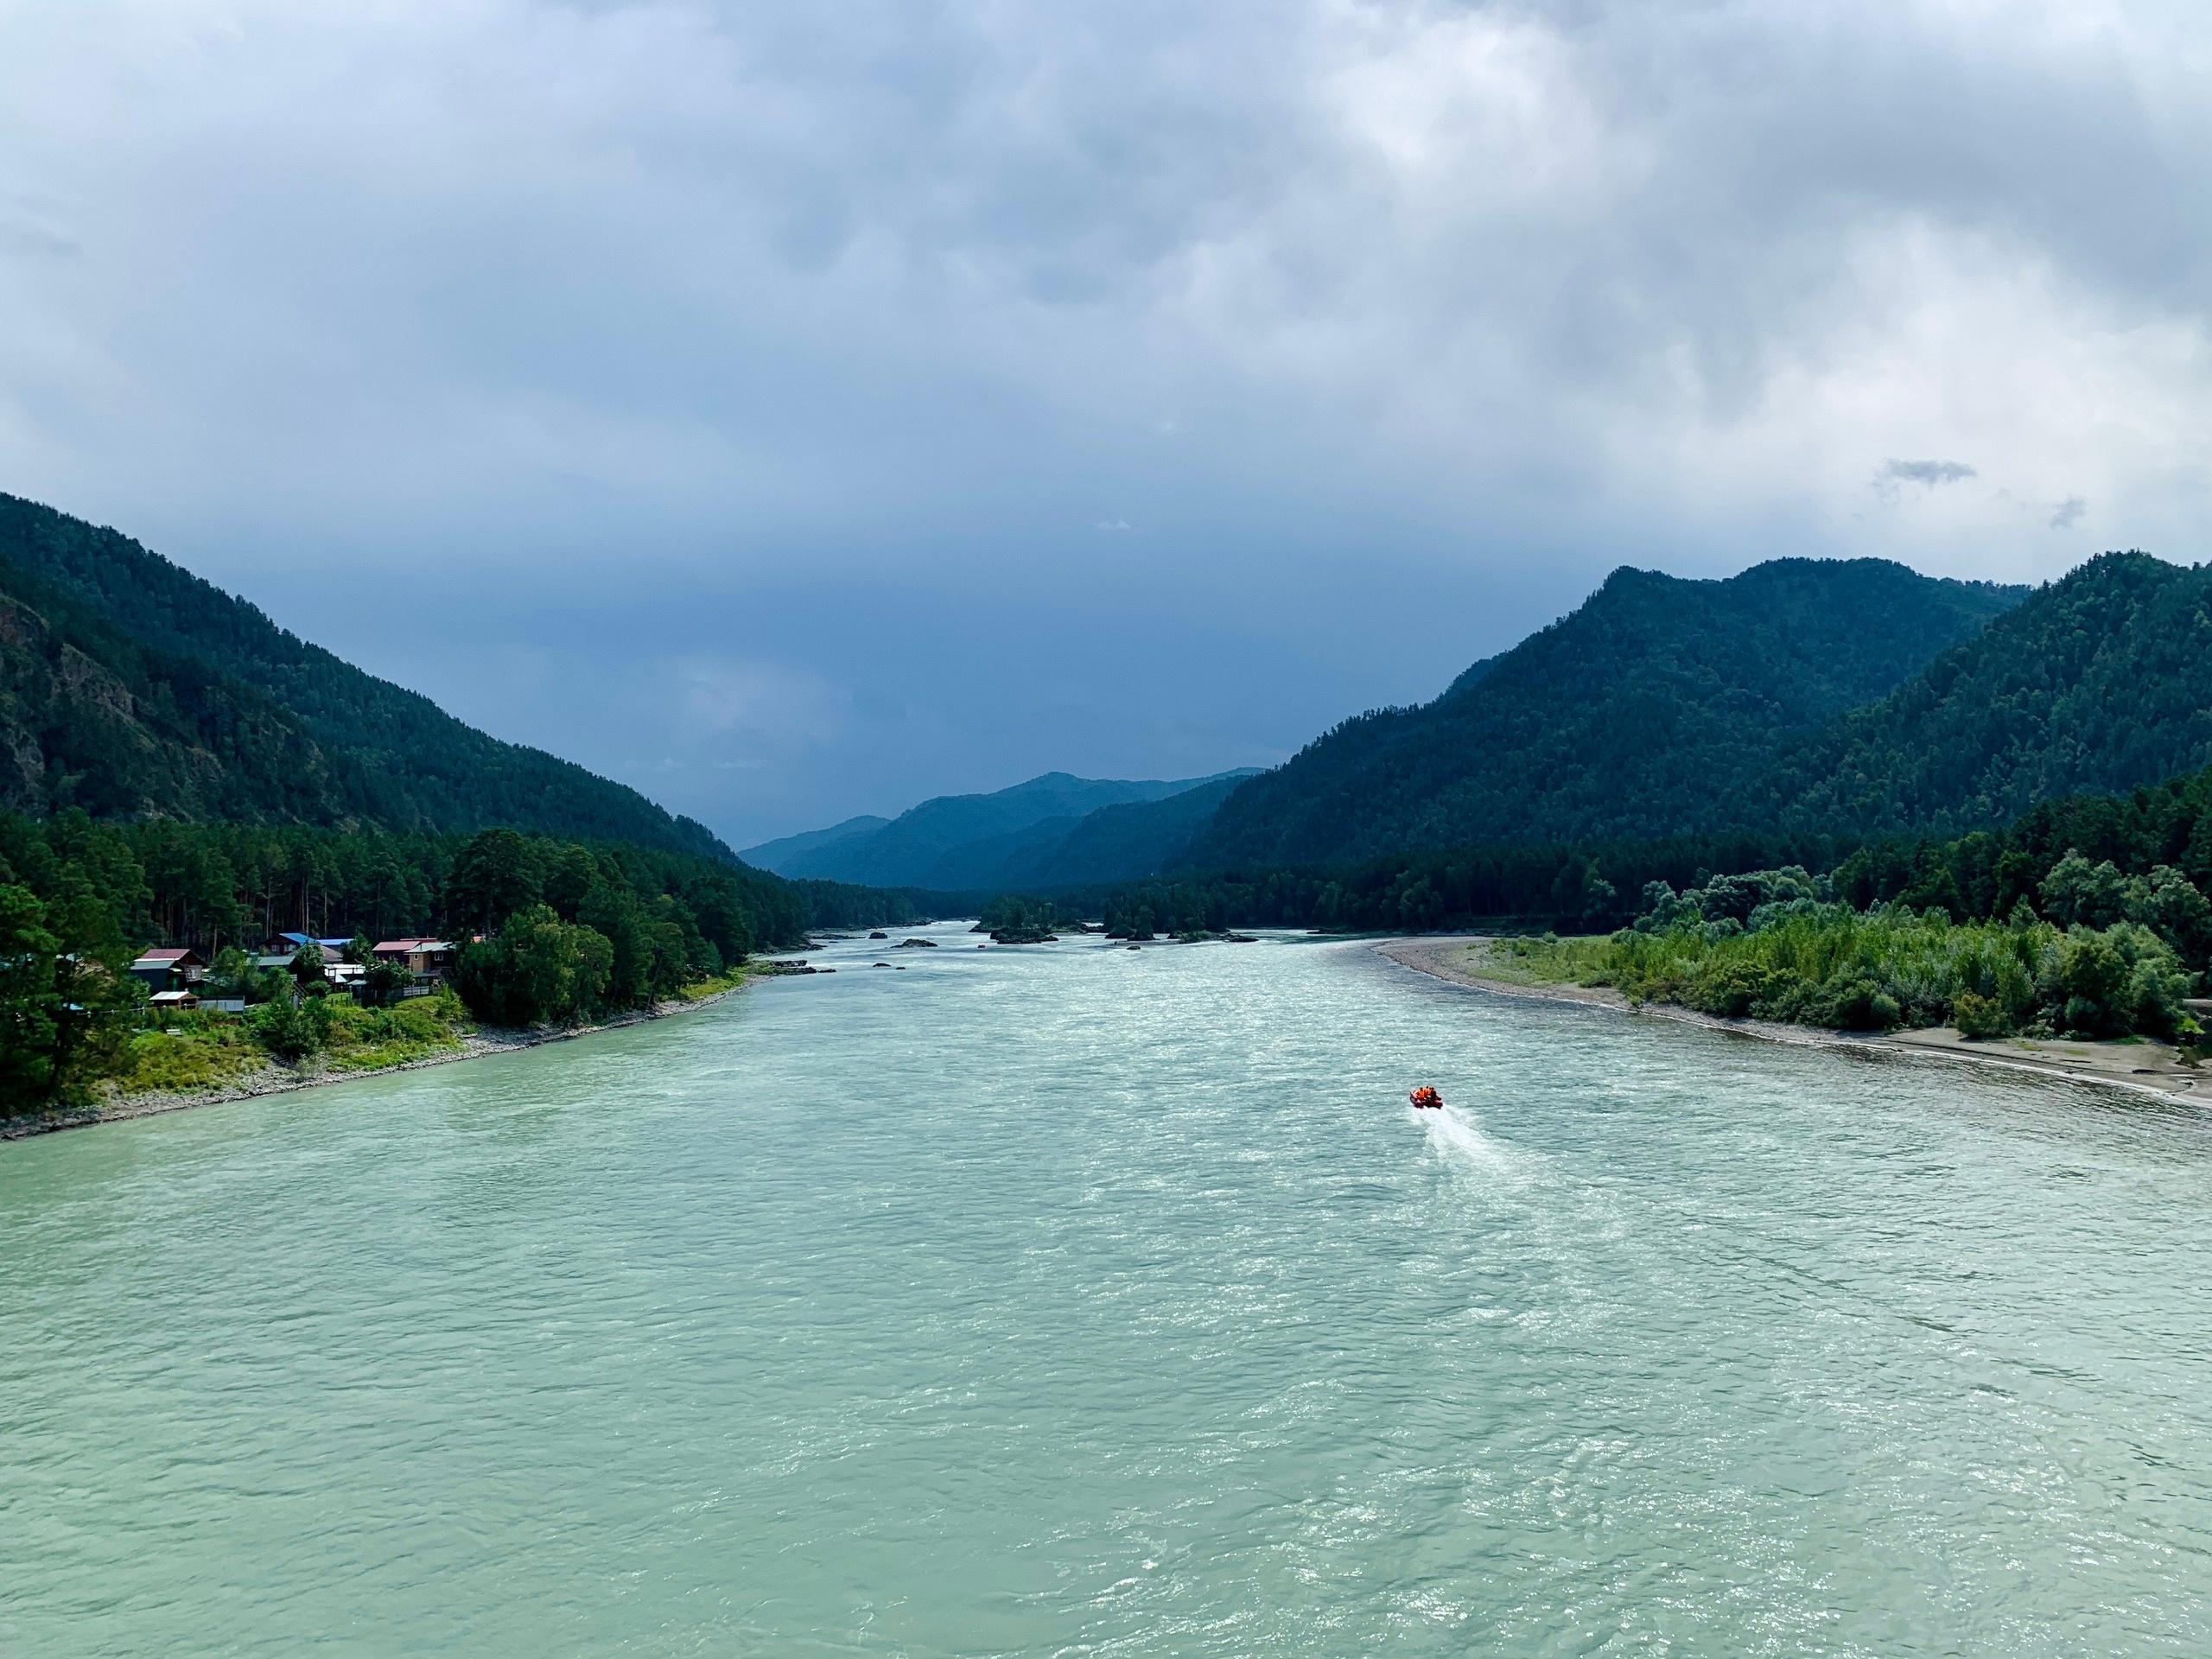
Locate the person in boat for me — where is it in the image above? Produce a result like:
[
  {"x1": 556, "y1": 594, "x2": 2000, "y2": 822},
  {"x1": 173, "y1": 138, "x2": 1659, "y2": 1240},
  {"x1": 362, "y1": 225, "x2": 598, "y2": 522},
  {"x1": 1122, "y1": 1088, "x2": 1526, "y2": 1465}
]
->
[{"x1": 1408, "y1": 1085, "x2": 1443, "y2": 1110}]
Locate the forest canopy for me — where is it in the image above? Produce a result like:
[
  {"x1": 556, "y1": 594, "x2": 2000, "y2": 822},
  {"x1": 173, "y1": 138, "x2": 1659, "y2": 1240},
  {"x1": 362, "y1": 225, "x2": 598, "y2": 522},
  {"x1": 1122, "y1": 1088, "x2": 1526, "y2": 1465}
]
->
[
  {"x1": 0, "y1": 811, "x2": 921, "y2": 1113},
  {"x1": 0, "y1": 492, "x2": 742, "y2": 856}
]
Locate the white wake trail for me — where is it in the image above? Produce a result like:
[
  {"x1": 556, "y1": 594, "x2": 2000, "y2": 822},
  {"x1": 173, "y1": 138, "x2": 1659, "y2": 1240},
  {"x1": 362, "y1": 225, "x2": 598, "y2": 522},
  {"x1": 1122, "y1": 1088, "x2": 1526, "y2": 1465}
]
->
[{"x1": 1422, "y1": 1103, "x2": 1515, "y2": 1172}]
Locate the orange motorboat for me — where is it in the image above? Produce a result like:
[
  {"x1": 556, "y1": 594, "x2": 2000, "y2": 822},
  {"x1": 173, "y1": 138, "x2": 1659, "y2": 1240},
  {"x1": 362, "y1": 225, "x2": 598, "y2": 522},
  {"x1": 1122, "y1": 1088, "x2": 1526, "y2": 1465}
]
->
[{"x1": 1408, "y1": 1085, "x2": 1443, "y2": 1110}]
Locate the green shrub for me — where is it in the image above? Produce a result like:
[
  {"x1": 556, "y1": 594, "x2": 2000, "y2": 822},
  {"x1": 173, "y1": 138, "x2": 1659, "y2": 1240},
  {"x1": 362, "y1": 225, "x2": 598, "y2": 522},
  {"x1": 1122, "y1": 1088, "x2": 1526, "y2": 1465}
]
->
[
  {"x1": 316, "y1": 989, "x2": 471, "y2": 1071},
  {"x1": 1951, "y1": 992, "x2": 2013, "y2": 1040},
  {"x1": 454, "y1": 906, "x2": 613, "y2": 1026},
  {"x1": 1539, "y1": 899, "x2": 2194, "y2": 1045},
  {"x1": 251, "y1": 997, "x2": 324, "y2": 1061},
  {"x1": 1799, "y1": 969, "x2": 1902, "y2": 1031},
  {"x1": 675, "y1": 969, "x2": 747, "y2": 1001},
  {"x1": 1682, "y1": 957, "x2": 1786, "y2": 1019}
]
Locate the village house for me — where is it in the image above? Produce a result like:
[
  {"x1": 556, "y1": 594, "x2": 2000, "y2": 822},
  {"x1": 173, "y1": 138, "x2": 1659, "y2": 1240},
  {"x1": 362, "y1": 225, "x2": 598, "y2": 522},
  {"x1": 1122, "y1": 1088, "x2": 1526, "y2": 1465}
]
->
[
  {"x1": 128, "y1": 947, "x2": 206, "y2": 992},
  {"x1": 372, "y1": 938, "x2": 458, "y2": 980},
  {"x1": 268, "y1": 932, "x2": 353, "y2": 964}
]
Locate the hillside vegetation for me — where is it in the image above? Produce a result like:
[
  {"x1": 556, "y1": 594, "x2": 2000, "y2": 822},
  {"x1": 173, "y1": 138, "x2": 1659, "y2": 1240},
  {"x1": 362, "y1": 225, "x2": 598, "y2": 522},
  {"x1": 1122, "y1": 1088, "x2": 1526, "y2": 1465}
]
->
[
  {"x1": 0, "y1": 495, "x2": 943, "y2": 1121},
  {"x1": 0, "y1": 493, "x2": 734, "y2": 860},
  {"x1": 1185, "y1": 558, "x2": 2024, "y2": 870},
  {"x1": 1750, "y1": 552, "x2": 2212, "y2": 836}
]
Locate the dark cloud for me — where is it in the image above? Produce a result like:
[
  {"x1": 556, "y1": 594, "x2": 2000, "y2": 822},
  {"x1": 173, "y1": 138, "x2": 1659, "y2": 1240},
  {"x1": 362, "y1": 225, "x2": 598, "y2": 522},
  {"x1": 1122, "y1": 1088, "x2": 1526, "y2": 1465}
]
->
[
  {"x1": 1879, "y1": 459, "x2": 1980, "y2": 489},
  {"x1": 2050, "y1": 496, "x2": 2088, "y2": 530},
  {"x1": 0, "y1": 2, "x2": 2206, "y2": 839}
]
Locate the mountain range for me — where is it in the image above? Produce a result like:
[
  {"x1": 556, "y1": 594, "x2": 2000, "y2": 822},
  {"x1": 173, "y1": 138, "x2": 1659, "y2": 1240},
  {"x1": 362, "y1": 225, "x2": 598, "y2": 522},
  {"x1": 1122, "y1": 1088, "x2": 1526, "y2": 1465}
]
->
[
  {"x1": 1207, "y1": 550, "x2": 2212, "y2": 868},
  {"x1": 1746, "y1": 551, "x2": 2212, "y2": 836},
  {"x1": 8, "y1": 490, "x2": 2212, "y2": 912},
  {"x1": 1184, "y1": 558, "x2": 2028, "y2": 868},
  {"x1": 744, "y1": 769, "x2": 1259, "y2": 891},
  {"x1": 768, "y1": 550, "x2": 2212, "y2": 895}
]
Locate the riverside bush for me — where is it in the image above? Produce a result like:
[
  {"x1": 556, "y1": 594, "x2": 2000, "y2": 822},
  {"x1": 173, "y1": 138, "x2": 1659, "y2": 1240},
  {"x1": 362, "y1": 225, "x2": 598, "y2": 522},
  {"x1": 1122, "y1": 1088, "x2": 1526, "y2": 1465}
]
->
[
  {"x1": 1593, "y1": 899, "x2": 2197, "y2": 1039},
  {"x1": 251, "y1": 996, "x2": 324, "y2": 1061},
  {"x1": 117, "y1": 989, "x2": 474, "y2": 1096},
  {"x1": 316, "y1": 990, "x2": 472, "y2": 1069}
]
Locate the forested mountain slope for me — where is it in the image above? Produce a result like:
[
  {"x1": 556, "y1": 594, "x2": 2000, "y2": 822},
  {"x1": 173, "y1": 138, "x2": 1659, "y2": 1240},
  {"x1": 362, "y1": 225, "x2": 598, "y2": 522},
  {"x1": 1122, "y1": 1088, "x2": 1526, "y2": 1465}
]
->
[
  {"x1": 0, "y1": 583, "x2": 334, "y2": 823},
  {"x1": 0, "y1": 493, "x2": 734, "y2": 860},
  {"x1": 741, "y1": 814, "x2": 891, "y2": 875},
  {"x1": 1182, "y1": 559, "x2": 2025, "y2": 869},
  {"x1": 772, "y1": 770, "x2": 1255, "y2": 889},
  {"x1": 1751, "y1": 552, "x2": 2212, "y2": 836},
  {"x1": 990, "y1": 772, "x2": 1255, "y2": 890}
]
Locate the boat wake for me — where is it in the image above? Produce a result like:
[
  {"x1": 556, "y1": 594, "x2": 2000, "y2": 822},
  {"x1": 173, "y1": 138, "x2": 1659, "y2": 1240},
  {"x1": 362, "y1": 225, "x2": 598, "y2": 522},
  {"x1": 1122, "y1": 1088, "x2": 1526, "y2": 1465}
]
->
[{"x1": 1421, "y1": 1103, "x2": 1515, "y2": 1172}]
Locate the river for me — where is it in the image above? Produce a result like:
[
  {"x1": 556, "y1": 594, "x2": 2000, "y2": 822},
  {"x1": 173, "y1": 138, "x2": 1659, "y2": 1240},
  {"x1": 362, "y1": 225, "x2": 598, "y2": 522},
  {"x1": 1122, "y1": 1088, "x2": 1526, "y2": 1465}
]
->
[{"x1": 4, "y1": 925, "x2": 2209, "y2": 1655}]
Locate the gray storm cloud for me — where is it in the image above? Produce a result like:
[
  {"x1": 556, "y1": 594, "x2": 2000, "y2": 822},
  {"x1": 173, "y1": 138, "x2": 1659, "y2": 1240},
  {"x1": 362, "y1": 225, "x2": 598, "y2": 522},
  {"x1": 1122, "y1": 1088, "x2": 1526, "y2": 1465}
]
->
[
  {"x1": 1880, "y1": 461, "x2": 1980, "y2": 489},
  {"x1": 0, "y1": 1, "x2": 2207, "y2": 840}
]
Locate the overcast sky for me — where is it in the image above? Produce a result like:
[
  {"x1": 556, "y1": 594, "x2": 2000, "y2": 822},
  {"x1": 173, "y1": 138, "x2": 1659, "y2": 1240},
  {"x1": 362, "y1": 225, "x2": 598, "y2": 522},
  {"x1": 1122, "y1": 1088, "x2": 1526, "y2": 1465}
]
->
[{"x1": 3, "y1": 1, "x2": 2208, "y2": 844}]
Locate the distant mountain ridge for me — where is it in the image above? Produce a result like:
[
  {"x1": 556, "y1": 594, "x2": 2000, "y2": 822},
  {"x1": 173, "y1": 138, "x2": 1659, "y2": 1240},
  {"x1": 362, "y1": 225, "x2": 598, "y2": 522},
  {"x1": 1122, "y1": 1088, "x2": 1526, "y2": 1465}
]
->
[
  {"x1": 38, "y1": 478, "x2": 2197, "y2": 912},
  {"x1": 0, "y1": 493, "x2": 737, "y2": 861},
  {"x1": 1180, "y1": 557, "x2": 2029, "y2": 870},
  {"x1": 989, "y1": 772, "x2": 1253, "y2": 891},
  {"x1": 749, "y1": 550, "x2": 2212, "y2": 903},
  {"x1": 751, "y1": 769, "x2": 1260, "y2": 890},
  {"x1": 741, "y1": 814, "x2": 892, "y2": 876}
]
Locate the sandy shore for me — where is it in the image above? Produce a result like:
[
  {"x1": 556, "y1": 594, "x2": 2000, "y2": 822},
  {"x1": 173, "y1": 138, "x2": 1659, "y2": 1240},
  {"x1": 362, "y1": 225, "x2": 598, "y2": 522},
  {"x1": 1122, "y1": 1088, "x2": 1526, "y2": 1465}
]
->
[
  {"x1": 2, "y1": 974, "x2": 779, "y2": 1142},
  {"x1": 1377, "y1": 936, "x2": 2209, "y2": 1105}
]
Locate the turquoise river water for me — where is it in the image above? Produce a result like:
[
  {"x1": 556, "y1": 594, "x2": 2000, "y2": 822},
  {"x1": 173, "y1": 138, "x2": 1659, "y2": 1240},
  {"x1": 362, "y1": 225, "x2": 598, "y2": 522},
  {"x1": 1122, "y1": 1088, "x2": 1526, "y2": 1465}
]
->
[{"x1": 3, "y1": 925, "x2": 2209, "y2": 1656}]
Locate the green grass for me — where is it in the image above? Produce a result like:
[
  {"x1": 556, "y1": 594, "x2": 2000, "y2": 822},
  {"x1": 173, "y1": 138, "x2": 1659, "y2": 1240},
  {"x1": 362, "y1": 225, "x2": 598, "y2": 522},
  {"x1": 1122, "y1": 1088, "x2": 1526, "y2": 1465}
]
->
[
  {"x1": 673, "y1": 968, "x2": 753, "y2": 1002},
  {"x1": 321, "y1": 1038, "x2": 456, "y2": 1072},
  {"x1": 113, "y1": 989, "x2": 476, "y2": 1096},
  {"x1": 1473, "y1": 935, "x2": 1618, "y2": 989},
  {"x1": 109, "y1": 971, "x2": 760, "y2": 1105},
  {"x1": 118, "y1": 1029, "x2": 267, "y2": 1095}
]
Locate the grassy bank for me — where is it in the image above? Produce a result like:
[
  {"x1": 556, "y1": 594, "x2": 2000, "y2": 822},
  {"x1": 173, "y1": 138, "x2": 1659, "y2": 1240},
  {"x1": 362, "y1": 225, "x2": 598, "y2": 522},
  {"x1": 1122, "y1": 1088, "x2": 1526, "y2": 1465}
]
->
[
  {"x1": 118, "y1": 991, "x2": 476, "y2": 1097},
  {"x1": 672, "y1": 967, "x2": 753, "y2": 1001},
  {"x1": 3, "y1": 956, "x2": 810, "y2": 1139}
]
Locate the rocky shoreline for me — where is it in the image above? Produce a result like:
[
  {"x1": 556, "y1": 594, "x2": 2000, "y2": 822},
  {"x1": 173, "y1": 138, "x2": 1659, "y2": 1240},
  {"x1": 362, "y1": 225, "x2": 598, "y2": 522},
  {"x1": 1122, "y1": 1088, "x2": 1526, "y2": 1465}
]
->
[{"x1": 1376, "y1": 937, "x2": 2208, "y2": 1105}]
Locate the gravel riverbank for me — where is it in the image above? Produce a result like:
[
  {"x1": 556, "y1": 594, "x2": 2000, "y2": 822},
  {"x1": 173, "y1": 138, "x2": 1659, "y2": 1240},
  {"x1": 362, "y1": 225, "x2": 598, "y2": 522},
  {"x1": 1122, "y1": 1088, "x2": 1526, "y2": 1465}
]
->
[{"x1": 1377, "y1": 936, "x2": 2207, "y2": 1104}]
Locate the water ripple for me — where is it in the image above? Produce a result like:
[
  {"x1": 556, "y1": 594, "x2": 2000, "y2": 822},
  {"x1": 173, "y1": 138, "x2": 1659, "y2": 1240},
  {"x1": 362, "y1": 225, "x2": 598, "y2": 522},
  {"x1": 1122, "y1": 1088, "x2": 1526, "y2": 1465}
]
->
[{"x1": 2, "y1": 928, "x2": 2208, "y2": 1655}]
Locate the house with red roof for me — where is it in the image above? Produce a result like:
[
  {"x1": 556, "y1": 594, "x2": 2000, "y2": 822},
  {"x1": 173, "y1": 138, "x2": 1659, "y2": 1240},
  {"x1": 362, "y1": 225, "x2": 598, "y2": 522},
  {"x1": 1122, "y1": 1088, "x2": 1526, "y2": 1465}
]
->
[
  {"x1": 372, "y1": 939, "x2": 458, "y2": 979},
  {"x1": 128, "y1": 947, "x2": 206, "y2": 992}
]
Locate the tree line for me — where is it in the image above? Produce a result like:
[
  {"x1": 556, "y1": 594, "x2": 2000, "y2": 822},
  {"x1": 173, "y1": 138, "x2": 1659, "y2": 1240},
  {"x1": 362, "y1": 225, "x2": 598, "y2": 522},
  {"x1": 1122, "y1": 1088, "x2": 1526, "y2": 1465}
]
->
[
  {"x1": 1049, "y1": 757, "x2": 2212, "y2": 950},
  {"x1": 1046, "y1": 760, "x2": 2212, "y2": 1044},
  {"x1": 0, "y1": 812, "x2": 922, "y2": 1111},
  {"x1": 1055, "y1": 831, "x2": 1847, "y2": 939}
]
